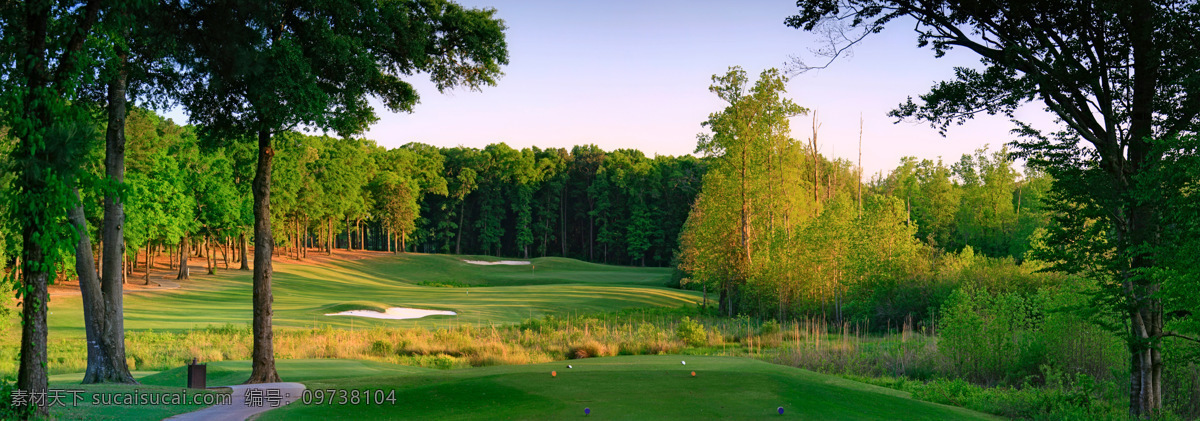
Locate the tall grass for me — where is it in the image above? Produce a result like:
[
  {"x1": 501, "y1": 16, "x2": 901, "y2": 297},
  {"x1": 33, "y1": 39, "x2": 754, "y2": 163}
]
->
[{"x1": 0, "y1": 306, "x2": 779, "y2": 376}]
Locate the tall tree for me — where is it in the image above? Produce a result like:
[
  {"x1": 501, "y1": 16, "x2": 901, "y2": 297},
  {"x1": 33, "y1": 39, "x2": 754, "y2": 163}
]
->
[
  {"x1": 179, "y1": 0, "x2": 507, "y2": 383},
  {"x1": 687, "y1": 66, "x2": 807, "y2": 316},
  {"x1": 788, "y1": 1, "x2": 1200, "y2": 415},
  {"x1": 0, "y1": 1, "x2": 101, "y2": 415}
]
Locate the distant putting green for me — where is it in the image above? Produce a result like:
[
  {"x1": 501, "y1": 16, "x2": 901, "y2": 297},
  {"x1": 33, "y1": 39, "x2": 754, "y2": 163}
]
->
[{"x1": 45, "y1": 253, "x2": 698, "y2": 339}]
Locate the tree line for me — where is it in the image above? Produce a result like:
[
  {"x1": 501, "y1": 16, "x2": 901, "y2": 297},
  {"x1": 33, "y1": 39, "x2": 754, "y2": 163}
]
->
[
  {"x1": 1, "y1": 107, "x2": 705, "y2": 287},
  {"x1": 270, "y1": 135, "x2": 705, "y2": 266}
]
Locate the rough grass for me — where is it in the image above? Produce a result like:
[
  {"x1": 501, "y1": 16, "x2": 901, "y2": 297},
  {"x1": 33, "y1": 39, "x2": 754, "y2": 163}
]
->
[{"x1": 18, "y1": 307, "x2": 757, "y2": 376}]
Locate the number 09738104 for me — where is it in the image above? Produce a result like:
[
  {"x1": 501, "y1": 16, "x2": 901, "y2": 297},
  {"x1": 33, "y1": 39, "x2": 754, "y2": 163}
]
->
[{"x1": 300, "y1": 388, "x2": 397, "y2": 405}]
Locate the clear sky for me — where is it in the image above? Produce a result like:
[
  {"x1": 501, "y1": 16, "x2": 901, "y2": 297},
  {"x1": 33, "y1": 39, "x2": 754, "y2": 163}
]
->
[{"x1": 236, "y1": 1, "x2": 1064, "y2": 176}]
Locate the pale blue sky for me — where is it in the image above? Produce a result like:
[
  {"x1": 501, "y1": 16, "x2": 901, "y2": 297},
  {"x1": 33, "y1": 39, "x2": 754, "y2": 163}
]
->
[
  {"x1": 362, "y1": 0, "x2": 1058, "y2": 175},
  {"x1": 171, "y1": 1, "x2": 1058, "y2": 176}
]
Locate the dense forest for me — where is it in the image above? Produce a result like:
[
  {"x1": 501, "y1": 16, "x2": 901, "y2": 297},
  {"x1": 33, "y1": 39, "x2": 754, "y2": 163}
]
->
[{"x1": 0, "y1": 108, "x2": 707, "y2": 277}]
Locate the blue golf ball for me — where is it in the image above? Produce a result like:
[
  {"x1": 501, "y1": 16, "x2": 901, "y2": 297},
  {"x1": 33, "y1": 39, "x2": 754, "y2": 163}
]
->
[
  {"x1": 778, "y1": 406, "x2": 784, "y2": 415},
  {"x1": 585, "y1": 407, "x2": 591, "y2": 415}
]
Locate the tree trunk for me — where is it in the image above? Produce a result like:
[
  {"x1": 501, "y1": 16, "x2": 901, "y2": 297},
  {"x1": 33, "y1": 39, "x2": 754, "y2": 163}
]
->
[
  {"x1": 206, "y1": 236, "x2": 214, "y2": 275},
  {"x1": 811, "y1": 112, "x2": 821, "y2": 216},
  {"x1": 68, "y1": 188, "x2": 114, "y2": 385},
  {"x1": 177, "y1": 237, "x2": 190, "y2": 280},
  {"x1": 456, "y1": 203, "x2": 465, "y2": 255},
  {"x1": 17, "y1": 224, "x2": 50, "y2": 415},
  {"x1": 561, "y1": 186, "x2": 567, "y2": 256},
  {"x1": 144, "y1": 244, "x2": 151, "y2": 285},
  {"x1": 247, "y1": 129, "x2": 281, "y2": 384},
  {"x1": 70, "y1": 67, "x2": 138, "y2": 386},
  {"x1": 239, "y1": 233, "x2": 250, "y2": 271}
]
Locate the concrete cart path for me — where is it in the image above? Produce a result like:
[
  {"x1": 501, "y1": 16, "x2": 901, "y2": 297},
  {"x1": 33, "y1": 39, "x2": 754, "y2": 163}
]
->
[{"x1": 166, "y1": 382, "x2": 306, "y2": 421}]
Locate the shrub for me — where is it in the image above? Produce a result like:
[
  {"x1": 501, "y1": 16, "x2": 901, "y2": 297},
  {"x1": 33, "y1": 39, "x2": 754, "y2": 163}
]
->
[
  {"x1": 0, "y1": 375, "x2": 34, "y2": 420},
  {"x1": 369, "y1": 340, "x2": 392, "y2": 356},
  {"x1": 759, "y1": 320, "x2": 780, "y2": 336},
  {"x1": 675, "y1": 317, "x2": 707, "y2": 347},
  {"x1": 567, "y1": 341, "x2": 608, "y2": 359}
]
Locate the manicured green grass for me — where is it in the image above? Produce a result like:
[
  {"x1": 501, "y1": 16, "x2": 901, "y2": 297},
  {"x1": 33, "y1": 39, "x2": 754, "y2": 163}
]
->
[
  {"x1": 48, "y1": 357, "x2": 995, "y2": 420},
  {"x1": 43, "y1": 253, "x2": 698, "y2": 339},
  {"x1": 343, "y1": 254, "x2": 675, "y2": 287},
  {"x1": 43, "y1": 359, "x2": 429, "y2": 420},
  {"x1": 245, "y1": 355, "x2": 1000, "y2": 420}
]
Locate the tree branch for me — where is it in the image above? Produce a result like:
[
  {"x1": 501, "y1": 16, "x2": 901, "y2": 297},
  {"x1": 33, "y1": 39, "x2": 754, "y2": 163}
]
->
[{"x1": 1161, "y1": 332, "x2": 1200, "y2": 345}]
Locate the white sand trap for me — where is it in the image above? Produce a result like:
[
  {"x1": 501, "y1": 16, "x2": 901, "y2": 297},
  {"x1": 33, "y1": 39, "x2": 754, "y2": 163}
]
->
[
  {"x1": 463, "y1": 259, "x2": 531, "y2": 266},
  {"x1": 325, "y1": 307, "x2": 457, "y2": 320}
]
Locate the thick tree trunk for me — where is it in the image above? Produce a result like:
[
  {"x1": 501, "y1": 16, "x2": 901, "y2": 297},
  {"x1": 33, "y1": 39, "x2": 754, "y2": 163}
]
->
[
  {"x1": 1125, "y1": 6, "x2": 1164, "y2": 417},
  {"x1": 177, "y1": 237, "x2": 189, "y2": 279},
  {"x1": 247, "y1": 129, "x2": 281, "y2": 384},
  {"x1": 83, "y1": 70, "x2": 137, "y2": 384},
  {"x1": 68, "y1": 188, "x2": 111, "y2": 385},
  {"x1": 18, "y1": 226, "x2": 49, "y2": 415}
]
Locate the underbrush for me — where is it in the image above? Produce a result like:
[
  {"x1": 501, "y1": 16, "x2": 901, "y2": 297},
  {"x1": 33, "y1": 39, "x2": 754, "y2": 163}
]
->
[{"x1": 1, "y1": 306, "x2": 773, "y2": 376}]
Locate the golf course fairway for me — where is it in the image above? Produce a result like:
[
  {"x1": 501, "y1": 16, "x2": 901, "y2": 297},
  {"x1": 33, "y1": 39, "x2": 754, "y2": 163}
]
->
[
  {"x1": 49, "y1": 357, "x2": 997, "y2": 420},
  {"x1": 41, "y1": 253, "x2": 700, "y2": 338}
]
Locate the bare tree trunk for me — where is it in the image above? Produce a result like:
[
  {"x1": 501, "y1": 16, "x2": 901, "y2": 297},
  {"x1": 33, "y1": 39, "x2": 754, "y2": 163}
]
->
[
  {"x1": 811, "y1": 112, "x2": 821, "y2": 216},
  {"x1": 247, "y1": 129, "x2": 281, "y2": 384},
  {"x1": 205, "y1": 236, "x2": 214, "y2": 274},
  {"x1": 858, "y1": 114, "x2": 863, "y2": 217},
  {"x1": 177, "y1": 236, "x2": 190, "y2": 280},
  {"x1": 560, "y1": 187, "x2": 567, "y2": 256},
  {"x1": 144, "y1": 244, "x2": 151, "y2": 285},
  {"x1": 239, "y1": 233, "x2": 250, "y2": 271},
  {"x1": 68, "y1": 188, "x2": 110, "y2": 385},
  {"x1": 456, "y1": 203, "x2": 465, "y2": 254}
]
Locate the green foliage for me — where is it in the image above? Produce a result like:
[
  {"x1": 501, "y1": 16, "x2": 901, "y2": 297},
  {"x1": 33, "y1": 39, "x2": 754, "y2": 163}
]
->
[
  {"x1": 0, "y1": 374, "x2": 35, "y2": 420},
  {"x1": 675, "y1": 316, "x2": 707, "y2": 347},
  {"x1": 789, "y1": 0, "x2": 1200, "y2": 413},
  {"x1": 939, "y1": 287, "x2": 1046, "y2": 385},
  {"x1": 758, "y1": 319, "x2": 780, "y2": 336},
  {"x1": 938, "y1": 282, "x2": 1126, "y2": 387},
  {"x1": 682, "y1": 66, "x2": 810, "y2": 315}
]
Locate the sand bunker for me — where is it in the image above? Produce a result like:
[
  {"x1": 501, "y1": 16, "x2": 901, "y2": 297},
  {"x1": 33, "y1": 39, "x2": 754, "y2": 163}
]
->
[
  {"x1": 325, "y1": 307, "x2": 457, "y2": 320},
  {"x1": 463, "y1": 260, "x2": 531, "y2": 266}
]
